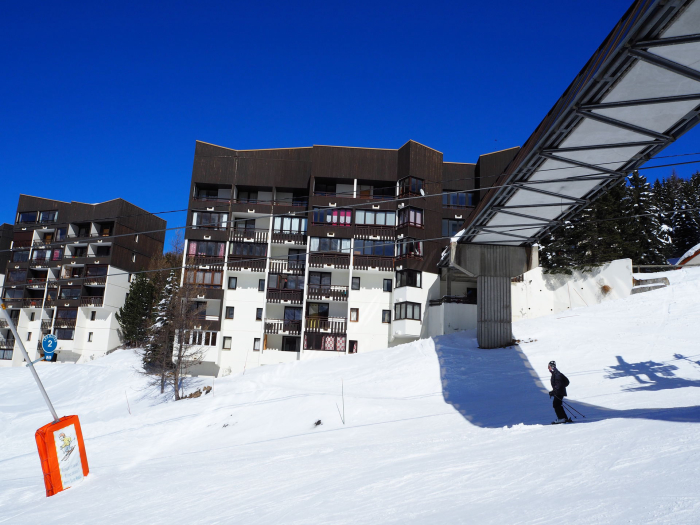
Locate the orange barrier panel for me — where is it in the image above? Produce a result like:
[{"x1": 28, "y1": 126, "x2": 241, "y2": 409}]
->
[{"x1": 35, "y1": 415, "x2": 89, "y2": 497}]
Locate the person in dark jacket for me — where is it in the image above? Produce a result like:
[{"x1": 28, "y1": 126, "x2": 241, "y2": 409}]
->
[{"x1": 548, "y1": 360, "x2": 571, "y2": 423}]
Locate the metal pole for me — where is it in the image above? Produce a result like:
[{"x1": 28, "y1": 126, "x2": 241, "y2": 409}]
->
[{"x1": 0, "y1": 303, "x2": 59, "y2": 422}]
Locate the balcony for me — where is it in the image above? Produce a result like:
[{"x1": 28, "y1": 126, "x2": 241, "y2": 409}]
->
[
  {"x1": 264, "y1": 319, "x2": 302, "y2": 335},
  {"x1": 271, "y1": 231, "x2": 307, "y2": 245},
  {"x1": 353, "y1": 255, "x2": 394, "y2": 272},
  {"x1": 81, "y1": 296, "x2": 104, "y2": 307},
  {"x1": 193, "y1": 195, "x2": 231, "y2": 204},
  {"x1": 54, "y1": 318, "x2": 77, "y2": 328},
  {"x1": 354, "y1": 225, "x2": 395, "y2": 240},
  {"x1": 0, "y1": 341, "x2": 15, "y2": 350},
  {"x1": 187, "y1": 256, "x2": 226, "y2": 269},
  {"x1": 309, "y1": 253, "x2": 350, "y2": 269},
  {"x1": 266, "y1": 289, "x2": 303, "y2": 304},
  {"x1": 29, "y1": 257, "x2": 51, "y2": 267},
  {"x1": 41, "y1": 320, "x2": 53, "y2": 330},
  {"x1": 44, "y1": 298, "x2": 56, "y2": 307},
  {"x1": 3, "y1": 299, "x2": 22, "y2": 308},
  {"x1": 227, "y1": 257, "x2": 266, "y2": 272},
  {"x1": 84, "y1": 276, "x2": 107, "y2": 286},
  {"x1": 305, "y1": 317, "x2": 347, "y2": 333},
  {"x1": 307, "y1": 285, "x2": 348, "y2": 302},
  {"x1": 23, "y1": 298, "x2": 44, "y2": 308},
  {"x1": 273, "y1": 198, "x2": 308, "y2": 207},
  {"x1": 428, "y1": 295, "x2": 477, "y2": 306},
  {"x1": 26, "y1": 278, "x2": 47, "y2": 288},
  {"x1": 12, "y1": 240, "x2": 32, "y2": 248},
  {"x1": 269, "y1": 259, "x2": 305, "y2": 275},
  {"x1": 230, "y1": 228, "x2": 268, "y2": 244},
  {"x1": 0, "y1": 319, "x2": 8, "y2": 328}
]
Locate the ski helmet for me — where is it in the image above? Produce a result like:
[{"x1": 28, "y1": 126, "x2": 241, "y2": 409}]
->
[{"x1": 548, "y1": 360, "x2": 556, "y2": 369}]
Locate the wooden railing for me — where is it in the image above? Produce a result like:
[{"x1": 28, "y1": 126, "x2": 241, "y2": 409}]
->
[
  {"x1": 353, "y1": 255, "x2": 394, "y2": 271},
  {"x1": 273, "y1": 199, "x2": 308, "y2": 207},
  {"x1": 307, "y1": 285, "x2": 348, "y2": 301},
  {"x1": 309, "y1": 253, "x2": 350, "y2": 269},
  {"x1": 41, "y1": 320, "x2": 53, "y2": 330},
  {"x1": 0, "y1": 341, "x2": 15, "y2": 350},
  {"x1": 84, "y1": 276, "x2": 107, "y2": 285},
  {"x1": 12, "y1": 240, "x2": 32, "y2": 248},
  {"x1": 271, "y1": 231, "x2": 307, "y2": 244},
  {"x1": 54, "y1": 318, "x2": 77, "y2": 328},
  {"x1": 227, "y1": 257, "x2": 266, "y2": 272},
  {"x1": 81, "y1": 296, "x2": 104, "y2": 307},
  {"x1": 230, "y1": 228, "x2": 268, "y2": 243},
  {"x1": 186, "y1": 256, "x2": 226, "y2": 268},
  {"x1": 264, "y1": 319, "x2": 302, "y2": 335},
  {"x1": 354, "y1": 225, "x2": 395, "y2": 240},
  {"x1": 305, "y1": 317, "x2": 347, "y2": 333},
  {"x1": 268, "y1": 259, "x2": 305, "y2": 275},
  {"x1": 30, "y1": 257, "x2": 51, "y2": 265},
  {"x1": 23, "y1": 299, "x2": 44, "y2": 308},
  {"x1": 193, "y1": 196, "x2": 230, "y2": 204},
  {"x1": 266, "y1": 289, "x2": 303, "y2": 304}
]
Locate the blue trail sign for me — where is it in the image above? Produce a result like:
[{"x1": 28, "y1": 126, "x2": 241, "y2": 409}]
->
[{"x1": 42, "y1": 334, "x2": 58, "y2": 361}]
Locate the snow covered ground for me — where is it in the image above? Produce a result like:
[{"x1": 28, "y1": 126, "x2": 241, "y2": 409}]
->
[{"x1": 1, "y1": 268, "x2": 700, "y2": 524}]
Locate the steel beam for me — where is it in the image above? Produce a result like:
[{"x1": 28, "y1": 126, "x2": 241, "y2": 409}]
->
[
  {"x1": 575, "y1": 110, "x2": 673, "y2": 141},
  {"x1": 509, "y1": 183, "x2": 587, "y2": 204},
  {"x1": 494, "y1": 209, "x2": 558, "y2": 223},
  {"x1": 539, "y1": 152, "x2": 623, "y2": 176},
  {"x1": 580, "y1": 93, "x2": 700, "y2": 110},
  {"x1": 628, "y1": 48, "x2": 700, "y2": 84},
  {"x1": 634, "y1": 33, "x2": 700, "y2": 48},
  {"x1": 541, "y1": 140, "x2": 662, "y2": 152},
  {"x1": 476, "y1": 228, "x2": 536, "y2": 241}
]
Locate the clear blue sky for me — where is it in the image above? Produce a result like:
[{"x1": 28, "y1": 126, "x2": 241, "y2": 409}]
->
[{"x1": 2, "y1": 1, "x2": 699, "y2": 247}]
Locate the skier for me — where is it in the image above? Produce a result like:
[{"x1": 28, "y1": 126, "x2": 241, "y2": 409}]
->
[{"x1": 548, "y1": 361, "x2": 571, "y2": 424}]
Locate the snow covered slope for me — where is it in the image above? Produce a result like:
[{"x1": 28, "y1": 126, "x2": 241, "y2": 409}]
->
[{"x1": 1, "y1": 268, "x2": 700, "y2": 524}]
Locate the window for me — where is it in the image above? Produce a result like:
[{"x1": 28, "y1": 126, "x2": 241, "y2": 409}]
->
[
  {"x1": 396, "y1": 269, "x2": 422, "y2": 288},
  {"x1": 51, "y1": 249, "x2": 64, "y2": 261},
  {"x1": 131, "y1": 253, "x2": 136, "y2": 262},
  {"x1": 185, "y1": 270, "x2": 222, "y2": 287},
  {"x1": 56, "y1": 309, "x2": 78, "y2": 319},
  {"x1": 135, "y1": 234, "x2": 139, "y2": 242},
  {"x1": 55, "y1": 228, "x2": 67, "y2": 241},
  {"x1": 349, "y1": 340, "x2": 358, "y2": 354},
  {"x1": 56, "y1": 328, "x2": 74, "y2": 340},
  {"x1": 237, "y1": 190, "x2": 258, "y2": 203},
  {"x1": 282, "y1": 336, "x2": 301, "y2": 352},
  {"x1": 307, "y1": 303, "x2": 329, "y2": 317},
  {"x1": 192, "y1": 212, "x2": 228, "y2": 230},
  {"x1": 309, "y1": 272, "x2": 331, "y2": 289},
  {"x1": 59, "y1": 288, "x2": 81, "y2": 300},
  {"x1": 256, "y1": 308, "x2": 263, "y2": 320},
  {"x1": 188, "y1": 240, "x2": 226, "y2": 258},
  {"x1": 27, "y1": 332, "x2": 32, "y2": 341},
  {"x1": 91, "y1": 311, "x2": 96, "y2": 321},
  {"x1": 268, "y1": 274, "x2": 305, "y2": 290},
  {"x1": 351, "y1": 277, "x2": 360, "y2": 290},
  {"x1": 39, "y1": 211, "x2": 58, "y2": 223},
  {"x1": 253, "y1": 338, "x2": 261, "y2": 351},
  {"x1": 397, "y1": 207, "x2": 424, "y2": 228},
  {"x1": 396, "y1": 238, "x2": 423, "y2": 259},
  {"x1": 273, "y1": 216, "x2": 307, "y2": 234},
  {"x1": 95, "y1": 246, "x2": 111, "y2": 257},
  {"x1": 315, "y1": 181, "x2": 336, "y2": 196},
  {"x1": 18, "y1": 211, "x2": 37, "y2": 223},
  {"x1": 383, "y1": 279, "x2": 392, "y2": 292},
  {"x1": 88, "y1": 332, "x2": 93, "y2": 342},
  {"x1": 353, "y1": 239, "x2": 394, "y2": 257},
  {"x1": 86, "y1": 266, "x2": 108, "y2": 277},
  {"x1": 30, "y1": 312, "x2": 35, "y2": 322},
  {"x1": 442, "y1": 191, "x2": 474, "y2": 208},
  {"x1": 350, "y1": 308, "x2": 359, "y2": 322},
  {"x1": 223, "y1": 337, "x2": 232, "y2": 350},
  {"x1": 394, "y1": 302, "x2": 421, "y2": 321},
  {"x1": 228, "y1": 277, "x2": 237, "y2": 289},
  {"x1": 258, "y1": 279, "x2": 265, "y2": 292},
  {"x1": 12, "y1": 250, "x2": 29, "y2": 262},
  {"x1": 398, "y1": 177, "x2": 424, "y2": 197},
  {"x1": 8, "y1": 270, "x2": 26, "y2": 283},
  {"x1": 312, "y1": 208, "x2": 352, "y2": 226},
  {"x1": 442, "y1": 219, "x2": 463, "y2": 238},
  {"x1": 229, "y1": 242, "x2": 267, "y2": 257},
  {"x1": 32, "y1": 249, "x2": 50, "y2": 261},
  {"x1": 309, "y1": 237, "x2": 351, "y2": 253},
  {"x1": 355, "y1": 210, "x2": 396, "y2": 226},
  {"x1": 225, "y1": 307, "x2": 234, "y2": 319},
  {"x1": 284, "y1": 306, "x2": 303, "y2": 321},
  {"x1": 288, "y1": 249, "x2": 306, "y2": 269},
  {"x1": 382, "y1": 310, "x2": 391, "y2": 323},
  {"x1": 3, "y1": 289, "x2": 23, "y2": 299}
]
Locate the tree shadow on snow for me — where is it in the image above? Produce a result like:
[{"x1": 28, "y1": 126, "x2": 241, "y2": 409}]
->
[{"x1": 434, "y1": 332, "x2": 700, "y2": 428}]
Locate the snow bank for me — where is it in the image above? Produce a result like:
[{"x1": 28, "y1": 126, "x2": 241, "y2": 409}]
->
[{"x1": 1, "y1": 269, "x2": 700, "y2": 524}]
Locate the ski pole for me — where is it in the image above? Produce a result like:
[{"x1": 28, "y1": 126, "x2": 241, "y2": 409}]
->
[
  {"x1": 562, "y1": 399, "x2": 586, "y2": 418},
  {"x1": 561, "y1": 403, "x2": 577, "y2": 419}
]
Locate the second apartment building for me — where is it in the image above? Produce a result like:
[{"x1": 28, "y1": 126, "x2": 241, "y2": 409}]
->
[{"x1": 184, "y1": 140, "x2": 518, "y2": 376}]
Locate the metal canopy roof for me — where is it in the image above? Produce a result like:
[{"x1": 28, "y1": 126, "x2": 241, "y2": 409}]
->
[{"x1": 460, "y1": 0, "x2": 700, "y2": 246}]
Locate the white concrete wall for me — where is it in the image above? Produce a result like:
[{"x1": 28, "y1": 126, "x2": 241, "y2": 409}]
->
[
  {"x1": 511, "y1": 258, "x2": 634, "y2": 321},
  {"x1": 346, "y1": 271, "x2": 392, "y2": 353}
]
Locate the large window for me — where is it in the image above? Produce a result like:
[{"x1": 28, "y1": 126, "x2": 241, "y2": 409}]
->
[
  {"x1": 192, "y1": 212, "x2": 228, "y2": 230},
  {"x1": 268, "y1": 274, "x2": 305, "y2": 290},
  {"x1": 442, "y1": 219, "x2": 463, "y2": 238},
  {"x1": 312, "y1": 208, "x2": 352, "y2": 226},
  {"x1": 59, "y1": 288, "x2": 81, "y2": 300},
  {"x1": 314, "y1": 181, "x2": 336, "y2": 196},
  {"x1": 308, "y1": 272, "x2": 331, "y2": 288},
  {"x1": 229, "y1": 242, "x2": 267, "y2": 257},
  {"x1": 12, "y1": 250, "x2": 29, "y2": 262},
  {"x1": 86, "y1": 265, "x2": 108, "y2": 277},
  {"x1": 309, "y1": 237, "x2": 351, "y2": 253},
  {"x1": 353, "y1": 239, "x2": 394, "y2": 257},
  {"x1": 237, "y1": 190, "x2": 258, "y2": 203},
  {"x1": 7, "y1": 270, "x2": 27, "y2": 283},
  {"x1": 56, "y1": 228, "x2": 67, "y2": 241},
  {"x1": 396, "y1": 269, "x2": 422, "y2": 288},
  {"x1": 307, "y1": 303, "x2": 329, "y2": 317},
  {"x1": 273, "y1": 216, "x2": 307, "y2": 234},
  {"x1": 3, "y1": 289, "x2": 23, "y2": 299},
  {"x1": 355, "y1": 210, "x2": 396, "y2": 226},
  {"x1": 188, "y1": 241, "x2": 226, "y2": 258},
  {"x1": 442, "y1": 191, "x2": 474, "y2": 208},
  {"x1": 56, "y1": 309, "x2": 78, "y2": 319},
  {"x1": 18, "y1": 212, "x2": 37, "y2": 223},
  {"x1": 396, "y1": 238, "x2": 423, "y2": 259},
  {"x1": 397, "y1": 207, "x2": 424, "y2": 228},
  {"x1": 32, "y1": 249, "x2": 50, "y2": 261},
  {"x1": 398, "y1": 177, "x2": 423, "y2": 197},
  {"x1": 39, "y1": 211, "x2": 58, "y2": 222},
  {"x1": 55, "y1": 328, "x2": 74, "y2": 340},
  {"x1": 394, "y1": 302, "x2": 421, "y2": 321},
  {"x1": 185, "y1": 270, "x2": 223, "y2": 287}
]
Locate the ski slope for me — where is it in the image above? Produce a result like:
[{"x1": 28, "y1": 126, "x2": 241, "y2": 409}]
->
[{"x1": 1, "y1": 268, "x2": 700, "y2": 524}]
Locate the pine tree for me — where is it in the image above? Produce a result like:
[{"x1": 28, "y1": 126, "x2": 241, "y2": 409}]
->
[
  {"x1": 116, "y1": 274, "x2": 155, "y2": 347},
  {"x1": 670, "y1": 176, "x2": 700, "y2": 257},
  {"x1": 144, "y1": 269, "x2": 179, "y2": 392}
]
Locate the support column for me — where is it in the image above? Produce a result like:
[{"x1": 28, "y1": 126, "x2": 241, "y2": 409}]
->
[{"x1": 477, "y1": 275, "x2": 512, "y2": 349}]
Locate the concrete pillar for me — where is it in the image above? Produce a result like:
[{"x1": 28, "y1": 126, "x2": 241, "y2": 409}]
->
[
  {"x1": 477, "y1": 275, "x2": 512, "y2": 349},
  {"x1": 446, "y1": 268, "x2": 452, "y2": 296}
]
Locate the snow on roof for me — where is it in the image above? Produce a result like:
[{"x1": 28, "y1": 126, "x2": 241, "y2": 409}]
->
[{"x1": 678, "y1": 242, "x2": 700, "y2": 266}]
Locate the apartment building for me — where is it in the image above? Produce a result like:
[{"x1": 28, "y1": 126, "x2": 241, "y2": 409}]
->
[
  {"x1": 0, "y1": 224, "x2": 12, "y2": 288},
  {"x1": 0, "y1": 196, "x2": 165, "y2": 367},
  {"x1": 184, "y1": 140, "x2": 519, "y2": 376}
]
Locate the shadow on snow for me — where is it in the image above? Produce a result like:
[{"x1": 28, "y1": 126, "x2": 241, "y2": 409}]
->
[{"x1": 434, "y1": 332, "x2": 700, "y2": 428}]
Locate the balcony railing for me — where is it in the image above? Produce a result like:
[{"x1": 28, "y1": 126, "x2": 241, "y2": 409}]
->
[
  {"x1": 33, "y1": 239, "x2": 54, "y2": 247},
  {"x1": 428, "y1": 295, "x2": 477, "y2": 306},
  {"x1": 264, "y1": 319, "x2": 302, "y2": 335},
  {"x1": 268, "y1": 259, "x2": 305, "y2": 275},
  {"x1": 309, "y1": 253, "x2": 350, "y2": 269},
  {"x1": 232, "y1": 197, "x2": 274, "y2": 205},
  {"x1": 26, "y1": 278, "x2": 47, "y2": 286},
  {"x1": 193, "y1": 196, "x2": 231, "y2": 204},
  {"x1": 23, "y1": 298, "x2": 44, "y2": 308},
  {"x1": 46, "y1": 281, "x2": 59, "y2": 288},
  {"x1": 29, "y1": 257, "x2": 51, "y2": 266},
  {"x1": 230, "y1": 228, "x2": 268, "y2": 243},
  {"x1": 354, "y1": 225, "x2": 395, "y2": 240},
  {"x1": 0, "y1": 341, "x2": 15, "y2": 350},
  {"x1": 187, "y1": 256, "x2": 226, "y2": 268},
  {"x1": 307, "y1": 285, "x2": 348, "y2": 302},
  {"x1": 227, "y1": 257, "x2": 266, "y2": 272},
  {"x1": 81, "y1": 296, "x2": 104, "y2": 307},
  {"x1": 305, "y1": 317, "x2": 347, "y2": 333},
  {"x1": 0, "y1": 319, "x2": 8, "y2": 328},
  {"x1": 353, "y1": 255, "x2": 394, "y2": 271},
  {"x1": 41, "y1": 320, "x2": 53, "y2": 330},
  {"x1": 271, "y1": 231, "x2": 307, "y2": 244},
  {"x1": 13, "y1": 240, "x2": 32, "y2": 248},
  {"x1": 273, "y1": 199, "x2": 308, "y2": 207},
  {"x1": 84, "y1": 276, "x2": 107, "y2": 285},
  {"x1": 44, "y1": 298, "x2": 56, "y2": 307},
  {"x1": 54, "y1": 318, "x2": 77, "y2": 328},
  {"x1": 3, "y1": 299, "x2": 22, "y2": 308},
  {"x1": 266, "y1": 289, "x2": 304, "y2": 304}
]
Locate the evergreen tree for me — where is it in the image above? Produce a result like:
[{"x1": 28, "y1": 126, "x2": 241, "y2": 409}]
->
[
  {"x1": 144, "y1": 269, "x2": 179, "y2": 392},
  {"x1": 116, "y1": 274, "x2": 155, "y2": 347},
  {"x1": 670, "y1": 175, "x2": 700, "y2": 256}
]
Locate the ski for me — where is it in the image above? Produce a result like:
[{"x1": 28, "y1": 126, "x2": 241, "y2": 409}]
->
[{"x1": 551, "y1": 418, "x2": 574, "y2": 425}]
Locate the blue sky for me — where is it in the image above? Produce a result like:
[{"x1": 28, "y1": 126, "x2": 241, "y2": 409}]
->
[{"x1": 2, "y1": 1, "x2": 699, "y2": 247}]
